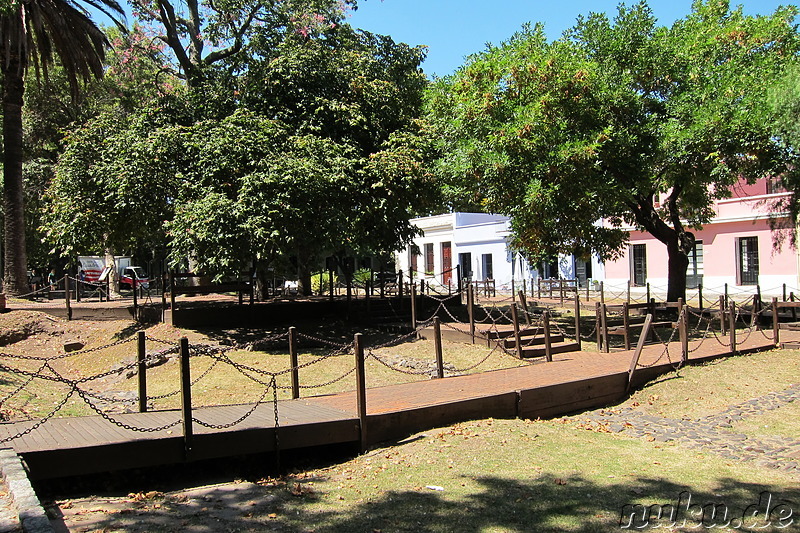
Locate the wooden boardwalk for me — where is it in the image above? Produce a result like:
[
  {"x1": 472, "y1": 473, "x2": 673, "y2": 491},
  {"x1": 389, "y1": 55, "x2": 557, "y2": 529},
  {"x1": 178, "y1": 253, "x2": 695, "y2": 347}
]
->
[{"x1": 1, "y1": 326, "x2": 797, "y2": 480}]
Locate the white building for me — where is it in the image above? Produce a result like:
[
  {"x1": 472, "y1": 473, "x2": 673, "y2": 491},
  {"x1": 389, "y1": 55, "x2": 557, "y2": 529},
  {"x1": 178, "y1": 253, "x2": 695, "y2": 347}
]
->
[{"x1": 396, "y1": 213, "x2": 604, "y2": 291}]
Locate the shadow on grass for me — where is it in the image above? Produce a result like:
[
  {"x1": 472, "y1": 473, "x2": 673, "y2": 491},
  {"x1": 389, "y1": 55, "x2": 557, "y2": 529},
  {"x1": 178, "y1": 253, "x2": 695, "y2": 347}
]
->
[{"x1": 47, "y1": 473, "x2": 799, "y2": 533}]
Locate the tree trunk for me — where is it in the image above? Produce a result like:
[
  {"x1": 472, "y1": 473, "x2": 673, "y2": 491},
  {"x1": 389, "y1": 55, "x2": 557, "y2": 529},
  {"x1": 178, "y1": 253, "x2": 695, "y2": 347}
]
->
[
  {"x1": 2, "y1": 56, "x2": 30, "y2": 296},
  {"x1": 296, "y1": 248, "x2": 313, "y2": 297},
  {"x1": 666, "y1": 237, "x2": 690, "y2": 303}
]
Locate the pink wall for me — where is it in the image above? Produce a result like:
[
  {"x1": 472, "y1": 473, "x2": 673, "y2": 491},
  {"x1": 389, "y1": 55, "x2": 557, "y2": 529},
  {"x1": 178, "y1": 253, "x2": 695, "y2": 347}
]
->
[{"x1": 604, "y1": 218, "x2": 797, "y2": 285}]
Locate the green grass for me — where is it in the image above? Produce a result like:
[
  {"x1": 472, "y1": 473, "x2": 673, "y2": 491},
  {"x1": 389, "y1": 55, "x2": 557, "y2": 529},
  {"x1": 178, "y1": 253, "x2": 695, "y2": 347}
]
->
[{"x1": 51, "y1": 347, "x2": 800, "y2": 533}]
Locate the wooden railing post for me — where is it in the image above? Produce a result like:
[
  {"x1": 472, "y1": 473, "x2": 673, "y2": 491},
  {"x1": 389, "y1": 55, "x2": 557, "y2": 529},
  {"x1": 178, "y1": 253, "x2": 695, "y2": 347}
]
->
[
  {"x1": 559, "y1": 280, "x2": 564, "y2": 305},
  {"x1": 595, "y1": 302, "x2": 603, "y2": 352},
  {"x1": 180, "y1": 337, "x2": 193, "y2": 456},
  {"x1": 518, "y1": 290, "x2": 531, "y2": 325},
  {"x1": 289, "y1": 327, "x2": 299, "y2": 399},
  {"x1": 354, "y1": 333, "x2": 367, "y2": 452},
  {"x1": 698, "y1": 283, "x2": 704, "y2": 312},
  {"x1": 65, "y1": 274, "x2": 72, "y2": 321},
  {"x1": 626, "y1": 279, "x2": 631, "y2": 305},
  {"x1": 600, "y1": 281, "x2": 605, "y2": 306},
  {"x1": 719, "y1": 295, "x2": 727, "y2": 335},
  {"x1": 753, "y1": 286, "x2": 762, "y2": 330},
  {"x1": 627, "y1": 314, "x2": 653, "y2": 392},
  {"x1": 161, "y1": 273, "x2": 167, "y2": 323},
  {"x1": 574, "y1": 293, "x2": 582, "y2": 351},
  {"x1": 772, "y1": 297, "x2": 780, "y2": 347},
  {"x1": 724, "y1": 283, "x2": 729, "y2": 308},
  {"x1": 792, "y1": 292, "x2": 797, "y2": 321},
  {"x1": 622, "y1": 302, "x2": 631, "y2": 350},
  {"x1": 601, "y1": 303, "x2": 609, "y2": 353},
  {"x1": 729, "y1": 302, "x2": 737, "y2": 356},
  {"x1": 678, "y1": 299, "x2": 688, "y2": 366},
  {"x1": 138, "y1": 331, "x2": 147, "y2": 413},
  {"x1": 511, "y1": 303, "x2": 523, "y2": 359},
  {"x1": 410, "y1": 282, "x2": 417, "y2": 332},
  {"x1": 169, "y1": 271, "x2": 176, "y2": 322},
  {"x1": 646, "y1": 283, "x2": 650, "y2": 306},
  {"x1": 132, "y1": 269, "x2": 139, "y2": 321},
  {"x1": 468, "y1": 283, "x2": 475, "y2": 344},
  {"x1": 543, "y1": 309, "x2": 553, "y2": 362},
  {"x1": 433, "y1": 317, "x2": 444, "y2": 378},
  {"x1": 456, "y1": 264, "x2": 462, "y2": 295},
  {"x1": 329, "y1": 269, "x2": 335, "y2": 301}
]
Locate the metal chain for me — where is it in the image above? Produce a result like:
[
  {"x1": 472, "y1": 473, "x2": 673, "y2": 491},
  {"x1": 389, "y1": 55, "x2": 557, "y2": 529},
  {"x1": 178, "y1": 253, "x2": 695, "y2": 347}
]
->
[
  {"x1": 0, "y1": 335, "x2": 138, "y2": 362},
  {"x1": 192, "y1": 384, "x2": 273, "y2": 429},
  {"x1": 368, "y1": 350, "x2": 432, "y2": 376},
  {"x1": 0, "y1": 387, "x2": 77, "y2": 443}
]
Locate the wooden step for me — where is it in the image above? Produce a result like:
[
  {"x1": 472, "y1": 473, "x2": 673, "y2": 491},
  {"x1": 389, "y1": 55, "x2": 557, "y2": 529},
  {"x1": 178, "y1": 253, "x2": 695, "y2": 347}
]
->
[
  {"x1": 519, "y1": 342, "x2": 581, "y2": 359},
  {"x1": 606, "y1": 321, "x2": 675, "y2": 335},
  {"x1": 503, "y1": 334, "x2": 565, "y2": 349},
  {"x1": 486, "y1": 327, "x2": 541, "y2": 339}
]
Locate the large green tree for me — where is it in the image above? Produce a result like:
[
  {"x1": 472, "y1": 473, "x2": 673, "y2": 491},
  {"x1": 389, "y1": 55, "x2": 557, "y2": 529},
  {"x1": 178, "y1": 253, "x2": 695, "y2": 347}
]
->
[
  {"x1": 1, "y1": 0, "x2": 124, "y2": 295},
  {"x1": 45, "y1": 22, "x2": 435, "y2": 295},
  {"x1": 428, "y1": 0, "x2": 800, "y2": 301}
]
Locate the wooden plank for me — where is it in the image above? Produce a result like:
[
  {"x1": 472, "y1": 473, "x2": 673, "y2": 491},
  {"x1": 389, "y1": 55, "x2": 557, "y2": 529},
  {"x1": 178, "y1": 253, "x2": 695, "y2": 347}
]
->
[{"x1": 518, "y1": 373, "x2": 628, "y2": 419}]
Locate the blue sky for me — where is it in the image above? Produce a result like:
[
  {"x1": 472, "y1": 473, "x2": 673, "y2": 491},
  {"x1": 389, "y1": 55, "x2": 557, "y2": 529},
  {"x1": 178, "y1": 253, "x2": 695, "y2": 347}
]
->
[{"x1": 347, "y1": 0, "x2": 793, "y2": 77}]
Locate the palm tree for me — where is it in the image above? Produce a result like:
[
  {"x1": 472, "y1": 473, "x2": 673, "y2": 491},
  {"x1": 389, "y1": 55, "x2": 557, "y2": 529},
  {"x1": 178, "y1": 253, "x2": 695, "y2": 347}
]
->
[{"x1": 1, "y1": 0, "x2": 124, "y2": 295}]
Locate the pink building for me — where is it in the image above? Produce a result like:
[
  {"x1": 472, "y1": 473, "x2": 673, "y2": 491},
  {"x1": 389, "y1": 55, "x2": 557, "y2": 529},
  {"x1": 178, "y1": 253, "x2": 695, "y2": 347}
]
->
[{"x1": 603, "y1": 177, "x2": 798, "y2": 294}]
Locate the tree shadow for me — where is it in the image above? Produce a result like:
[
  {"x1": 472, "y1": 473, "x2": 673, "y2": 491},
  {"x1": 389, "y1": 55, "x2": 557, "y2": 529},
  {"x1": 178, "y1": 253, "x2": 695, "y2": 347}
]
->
[{"x1": 46, "y1": 472, "x2": 799, "y2": 532}]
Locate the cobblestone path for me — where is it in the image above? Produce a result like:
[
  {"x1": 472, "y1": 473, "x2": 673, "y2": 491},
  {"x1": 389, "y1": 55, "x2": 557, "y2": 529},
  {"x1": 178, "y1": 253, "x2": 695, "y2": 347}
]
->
[{"x1": 566, "y1": 383, "x2": 800, "y2": 474}]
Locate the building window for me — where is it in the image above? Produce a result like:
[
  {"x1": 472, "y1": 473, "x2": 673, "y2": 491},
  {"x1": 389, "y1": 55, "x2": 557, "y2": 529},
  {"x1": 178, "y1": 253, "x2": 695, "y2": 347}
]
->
[
  {"x1": 459, "y1": 252, "x2": 472, "y2": 280},
  {"x1": 630, "y1": 244, "x2": 647, "y2": 287},
  {"x1": 687, "y1": 241, "x2": 704, "y2": 289},
  {"x1": 424, "y1": 243, "x2": 434, "y2": 275},
  {"x1": 766, "y1": 176, "x2": 785, "y2": 195},
  {"x1": 482, "y1": 254, "x2": 493, "y2": 280},
  {"x1": 737, "y1": 236, "x2": 759, "y2": 285}
]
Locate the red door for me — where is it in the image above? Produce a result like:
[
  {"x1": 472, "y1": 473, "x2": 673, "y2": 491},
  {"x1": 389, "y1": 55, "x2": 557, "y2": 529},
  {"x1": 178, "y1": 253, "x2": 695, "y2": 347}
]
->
[{"x1": 441, "y1": 242, "x2": 452, "y2": 285}]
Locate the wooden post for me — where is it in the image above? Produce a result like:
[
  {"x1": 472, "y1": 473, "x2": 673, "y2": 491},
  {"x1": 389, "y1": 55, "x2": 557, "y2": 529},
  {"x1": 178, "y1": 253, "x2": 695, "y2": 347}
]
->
[
  {"x1": 518, "y1": 290, "x2": 531, "y2": 325},
  {"x1": 543, "y1": 310, "x2": 553, "y2": 362},
  {"x1": 65, "y1": 274, "x2": 72, "y2": 321},
  {"x1": 783, "y1": 283, "x2": 787, "y2": 302},
  {"x1": 627, "y1": 314, "x2": 653, "y2": 392},
  {"x1": 559, "y1": 280, "x2": 564, "y2": 305},
  {"x1": 161, "y1": 273, "x2": 167, "y2": 323},
  {"x1": 753, "y1": 285, "x2": 762, "y2": 330},
  {"x1": 678, "y1": 298, "x2": 688, "y2": 366},
  {"x1": 410, "y1": 282, "x2": 417, "y2": 332},
  {"x1": 354, "y1": 333, "x2": 367, "y2": 451},
  {"x1": 468, "y1": 283, "x2": 475, "y2": 344},
  {"x1": 595, "y1": 302, "x2": 603, "y2": 352},
  {"x1": 132, "y1": 269, "x2": 138, "y2": 320},
  {"x1": 329, "y1": 269, "x2": 334, "y2": 301},
  {"x1": 729, "y1": 302, "x2": 736, "y2": 356},
  {"x1": 622, "y1": 302, "x2": 631, "y2": 351},
  {"x1": 772, "y1": 297, "x2": 780, "y2": 346},
  {"x1": 180, "y1": 337, "x2": 193, "y2": 456},
  {"x1": 601, "y1": 303, "x2": 609, "y2": 353},
  {"x1": 586, "y1": 279, "x2": 590, "y2": 302},
  {"x1": 698, "y1": 283, "x2": 704, "y2": 312},
  {"x1": 169, "y1": 271, "x2": 176, "y2": 321},
  {"x1": 626, "y1": 279, "x2": 631, "y2": 305},
  {"x1": 138, "y1": 331, "x2": 147, "y2": 413},
  {"x1": 646, "y1": 283, "x2": 650, "y2": 306},
  {"x1": 433, "y1": 317, "x2": 444, "y2": 378},
  {"x1": 724, "y1": 283, "x2": 729, "y2": 308},
  {"x1": 379, "y1": 263, "x2": 385, "y2": 299},
  {"x1": 511, "y1": 303, "x2": 523, "y2": 359},
  {"x1": 250, "y1": 268, "x2": 255, "y2": 305},
  {"x1": 574, "y1": 288, "x2": 582, "y2": 350},
  {"x1": 75, "y1": 265, "x2": 81, "y2": 302},
  {"x1": 289, "y1": 327, "x2": 299, "y2": 400},
  {"x1": 456, "y1": 264, "x2": 462, "y2": 295},
  {"x1": 398, "y1": 270, "x2": 404, "y2": 299},
  {"x1": 792, "y1": 292, "x2": 797, "y2": 321},
  {"x1": 537, "y1": 278, "x2": 542, "y2": 299},
  {"x1": 365, "y1": 279, "x2": 371, "y2": 315},
  {"x1": 719, "y1": 295, "x2": 727, "y2": 335},
  {"x1": 600, "y1": 281, "x2": 605, "y2": 305}
]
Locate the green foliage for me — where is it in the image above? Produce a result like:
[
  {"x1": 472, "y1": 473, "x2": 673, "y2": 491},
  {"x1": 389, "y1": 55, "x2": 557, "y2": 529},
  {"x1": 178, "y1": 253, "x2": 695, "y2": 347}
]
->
[
  {"x1": 45, "y1": 21, "x2": 435, "y2": 285},
  {"x1": 428, "y1": 0, "x2": 800, "y2": 298}
]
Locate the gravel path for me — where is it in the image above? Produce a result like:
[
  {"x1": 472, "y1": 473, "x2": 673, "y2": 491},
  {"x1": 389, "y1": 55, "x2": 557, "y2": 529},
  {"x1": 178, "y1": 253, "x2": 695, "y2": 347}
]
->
[{"x1": 566, "y1": 383, "x2": 800, "y2": 473}]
